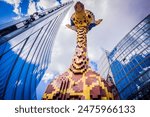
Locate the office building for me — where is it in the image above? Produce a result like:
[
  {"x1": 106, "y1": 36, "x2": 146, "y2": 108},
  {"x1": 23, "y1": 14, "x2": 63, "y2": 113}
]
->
[
  {"x1": 98, "y1": 50, "x2": 120, "y2": 99},
  {"x1": 0, "y1": 1, "x2": 73, "y2": 99},
  {"x1": 108, "y1": 15, "x2": 150, "y2": 99}
]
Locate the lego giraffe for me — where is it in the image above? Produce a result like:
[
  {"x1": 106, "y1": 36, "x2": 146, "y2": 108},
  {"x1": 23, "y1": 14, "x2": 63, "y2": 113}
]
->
[
  {"x1": 70, "y1": 27, "x2": 88, "y2": 74},
  {"x1": 42, "y1": 2, "x2": 114, "y2": 100}
]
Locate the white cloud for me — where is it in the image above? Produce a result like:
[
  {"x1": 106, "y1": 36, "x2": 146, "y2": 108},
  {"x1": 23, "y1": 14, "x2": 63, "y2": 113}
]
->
[
  {"x1": 61, "y1": 0, "x2": 70, "y2": 3},
  {"x1": 3, "y1": 0, "x2": 61, "y2": 15},
  {"x1": 48, "y1": 9, "x2": 76, "y2": 73},
  {"x1": 37, "y1": 0, "x2": 59, "y2": 10},
  {"x1": 42, "y1": 73, "x2": 55, "y2": 83},
  {"x1": 13, "y1": 3, "x2": 21, "y2": 15},
  {"x1": 12, "y1": 15, "x2": 21, "y2": 20},
  {"x1": 28, "y1": 0, "x2": 37, "y2": 15},
  {"x1": 4, "y1": 0, "x2": 21, "y2": 15},
  {"x1": 27, "y1": 0, "x2": 60, "y2": 15}
]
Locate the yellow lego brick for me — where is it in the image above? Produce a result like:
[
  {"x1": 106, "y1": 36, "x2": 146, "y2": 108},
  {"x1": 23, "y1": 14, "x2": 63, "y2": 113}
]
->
[{"x1": 101, "y1": 97, "x2": 108, "y2": 100}]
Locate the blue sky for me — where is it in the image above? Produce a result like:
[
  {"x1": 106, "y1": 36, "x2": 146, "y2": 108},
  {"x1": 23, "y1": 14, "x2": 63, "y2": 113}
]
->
[
  {"x1": 0, "y1": 0, "x2": 62, "y2": 25},
  {"x1": 0, "y1": 0, "x2": 150, "y2": 99},
  {"x1": 0, "y1": 1, "x2": 17, "y2": 24}
]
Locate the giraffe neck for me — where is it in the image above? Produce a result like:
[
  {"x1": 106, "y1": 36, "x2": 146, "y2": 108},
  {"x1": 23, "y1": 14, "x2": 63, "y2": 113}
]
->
[{"x1": 70, "y1": 27, "x2": 89, "y2": 74}]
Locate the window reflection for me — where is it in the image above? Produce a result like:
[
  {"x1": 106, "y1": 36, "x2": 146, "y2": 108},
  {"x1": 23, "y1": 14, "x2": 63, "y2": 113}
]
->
[{"x1": 109, "y1": 15, "x2": 150, "y2": 99}]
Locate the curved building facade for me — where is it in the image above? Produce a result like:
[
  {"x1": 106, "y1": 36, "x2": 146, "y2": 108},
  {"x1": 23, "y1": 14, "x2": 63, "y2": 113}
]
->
[
  {"x1": 0, "y1": 1, "x2": 73, "y2": 100},
  {"x1": 108, "y1": 15, "x2": 150, "y2": 99}
]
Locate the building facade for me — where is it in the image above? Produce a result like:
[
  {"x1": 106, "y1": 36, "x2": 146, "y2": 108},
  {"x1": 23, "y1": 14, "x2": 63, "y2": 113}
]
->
[
  {"x1": 108, "y1": 15, "x2": 150, "y2": 99},
  {"x1": 98, "y1": 50, "x2": 113, "y2": 79},
  {"x1": 98, "y1": 50, "x2": 120, "y2": 99},
  {"x1": 0, "y1": 1, "x2": 73, "y2": 100}
]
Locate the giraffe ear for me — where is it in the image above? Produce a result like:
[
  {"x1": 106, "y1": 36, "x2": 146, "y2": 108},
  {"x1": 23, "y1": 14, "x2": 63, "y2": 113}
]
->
[
  {"x1": 66, "y1": 24, "x2": 77, "y2": 32},
  {"x1": 95, "y1": 19, "x2": 103, "y2": 25},
  {"x1": 66, "y1": 24, "x2": 71, "y2": 28}
]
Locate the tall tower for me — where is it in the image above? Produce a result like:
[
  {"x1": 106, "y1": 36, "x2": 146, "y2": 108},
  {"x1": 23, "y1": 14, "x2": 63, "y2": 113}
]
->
[
  {"x1": 108, "y1": 15, "x2": 150, "y2": 99},
  {"x1": 0, "y1": 1, "x2": 74, "y2": 100},
  {"x1": 43, "y1": 2, "x2": 114, "y2": 100},
  {"x1": 98, "y1": 50, "x2": 113, "y2": 79},
  {"x1": 98, "y1": 50, "x2": 120, "y2": 99}
]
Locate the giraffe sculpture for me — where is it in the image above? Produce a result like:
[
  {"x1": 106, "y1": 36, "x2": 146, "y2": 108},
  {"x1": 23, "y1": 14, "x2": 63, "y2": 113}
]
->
[{"x1": 42, "y1": 2, "x2": 114, "y2": 100}]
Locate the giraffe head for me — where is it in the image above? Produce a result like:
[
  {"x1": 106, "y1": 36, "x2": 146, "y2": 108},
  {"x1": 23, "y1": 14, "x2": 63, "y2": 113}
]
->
[{"x1": 74, "y1": 1, "x2": 85, "y2": 13}]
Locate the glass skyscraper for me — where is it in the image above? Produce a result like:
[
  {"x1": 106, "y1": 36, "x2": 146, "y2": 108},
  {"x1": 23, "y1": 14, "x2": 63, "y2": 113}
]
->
[
  {"x1": 0, "y1": 1, "x2": 73, "y2": 100},
  {"x1": 108, "y1": 14, "x2": 150, "y2": 99},
  {"x1": 98, "y1": 50, "x2": 113, "y2": 80},
  {"x1": 98, "y1": 50, "x2": 120, "y2": 99}
]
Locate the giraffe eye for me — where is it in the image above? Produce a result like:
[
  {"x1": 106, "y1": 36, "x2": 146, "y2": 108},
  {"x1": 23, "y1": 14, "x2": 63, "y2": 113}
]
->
[{"x1": 88, "y1": 15, "x2": 91, "y2": 18}]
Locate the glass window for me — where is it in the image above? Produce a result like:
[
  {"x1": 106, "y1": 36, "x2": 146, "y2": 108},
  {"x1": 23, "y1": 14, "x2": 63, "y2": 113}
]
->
[
  {"x1": 119, "y1": 93, "x2": 125, "y2": 99},
  {"x1": 140, "y1": 61, "x2": 147, "y2": 69},
  {"x1": 118, "y1": 78, "x2": 125, "y2": 90},
  {"x1": 146, "y1": 70, "x2": 150, "y2": 78},
  {"x1": 0, "y1": 43, "x2": 7, "y2": 56},
  {"x1": 117, "y1": 83, "x2": 122, "y2": 92},
  {"x1": 134, "y1": 77, "x2": 142, "y2": 88},
  {"x1": 130, "y1": 61, "x2": 135, "y2": 69},
  {"x1": 124, "y1": 66, "x2": 130, "y2": 73},
  {"x1": 143, "y1": 23, "x2": 150, "y2": 31},
  {"x1": 129, "y1": 83, "x2": 137, "y2": 94},
  {"x1": 136, "y1": 66, "x2": 143, "y2": 74},
  {"x1": 132, "y1": 58, "x2": 138, "y2": 66},
  {"x1": 24, "y1": 64, "x2": 36, "y2": 99},
  {"x1": 135, "y1": 55, "x2": 143, "y2": 63},
  {"x1": 133, "y1": 68, "x2": 140, "y2": 76},
  {"x1": 123, "y1": 87, "x2": 131, "y2": 99},
  {"x1": 144, "y1": 50, "x2": 149, "y2": 56},
  {"x1": 141, "y1": 73, "x2": 150, "y2": 84},
  {"x1": 114, "y1": 74, "x2": 120, "y2": 83},
  {"x1": 144, "y1": 38, "x2": 150, "y2": 46}
]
